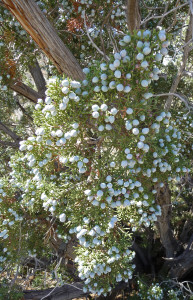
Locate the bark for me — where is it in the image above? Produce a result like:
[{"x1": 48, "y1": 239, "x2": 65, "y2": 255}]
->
[
  {"x1": 169, "y1": 234, "x2": 193, "y2": 279},
  {"x1": 28, "y1": 60, "x2": 46, "y2": 98},
  {"x1": 23, "y1": 282, "x2": 86, "y2": 300},
  {"x1": 165, "y1": 14, "x2": 193, "y2": 110},
  {"x1": 156, "y1": 184, "x2": 178, "y2": 258},
  {"x1": 126, "y1": 0, "x2": 141, "y2": 33},
  {"x1": 2, "y1": 0, "x2": 85, "y2": 80},
  {"x1": 10, "y1": 81, "x2": 42, "y2": 103},
  {"x1": 23, "y1": 282, "x2": 128, "y2": 300}
]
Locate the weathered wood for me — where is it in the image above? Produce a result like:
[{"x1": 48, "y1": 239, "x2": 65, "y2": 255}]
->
[
  {"x1": 10, "y1": 81, "x2": 42, "y2": 103},
  {"x1": 23, "y1": 282, "x2": 86, "y2": 300},
  {"x1": 168, "y1": 234, "x2": 193, "y2": 279},
  {"x1": 23, "y1": 281, "x2": 129, "y2": 300},
  {"x1": 2, "y1": 0, "x2": 85, "y2": 80},
  {"x1": 126, "y1": 0, "x2": 141, "y2": 33}
]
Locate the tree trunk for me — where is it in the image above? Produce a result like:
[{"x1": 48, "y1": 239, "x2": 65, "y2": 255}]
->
[
  {"x1": 156, "y1": 184, "x2": 178, "y2": 258},
  {"x1": 126, "y1": 0, "x2": 141, "y2": 33},
  {"x1": 2, "y1": 0, "x2": 85, "y2": 81}
]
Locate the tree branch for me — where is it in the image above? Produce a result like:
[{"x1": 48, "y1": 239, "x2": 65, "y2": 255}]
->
[
  {"x1": 23, "y1": 282, "x2": 86, "y2": 300},
  {"x1": 157, "y1": 2, "x2": 170, "y2": 27},
  {"x1": 83, "y1": 13, "x2": 110, "y2": 61},
  {"x1": 154, "y1": 93, "x2": 193, "y2": 111},
  {"x1": 10, "y1": 81, "x2": 42, "y2": 103},
  {"x1": 141, "y1": 2, "x2": 188, "y2": 26},
  {"x1": 140, "y1": 0, "x2": 164, "y2": 10},
  {"x1": 2, "y1": 0, "x2": 85, "y2": 80},
  {"x1": 28, "y1": 59, "x2": 46, "y2": 98},
  {"x1": 0, "y1": 121, "x2": 21, "y2": 143}
]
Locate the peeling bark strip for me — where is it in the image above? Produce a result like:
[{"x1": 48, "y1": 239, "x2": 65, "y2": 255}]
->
[
  {"x1": 126, "y1": 0, "x2": 141, "y2": 33},
  {"x1": 2, "y1": 0, "x2": 85, "y2": 81}
]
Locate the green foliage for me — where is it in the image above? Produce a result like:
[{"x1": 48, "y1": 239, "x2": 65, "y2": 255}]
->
[
  {"x1": 1, "y1": 0, "x2": 193, "y2": 298},
  {"x1": 1, "y1": 27, "x2": 193, "y2": 296}
]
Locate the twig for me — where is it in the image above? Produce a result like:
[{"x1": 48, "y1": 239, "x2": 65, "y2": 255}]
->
[
  {"x1": 167, "y1": 0, "x2": 181, "y2": 32},
  {"x1": 154, "y1": 92, "x2": 193, "y2": 111},
  {"x1": 107, "y1": 24, "x2": 119, "y2": 52},
  {"x1": 15, "y1": 97, "x2": 33, "y2": 122},
  {"x1": 141, "y1": 2, "x2": 188, "y2": 26},
  {"x1": 140, "y1": 0, "x2": 164, "y2": 10},
  {"x1": 99, "y1": 5, "x2": 119, "y2": 59},
  {"x1": 83, "y1": 12, "x2": 110, "y2": 61},
  {"x1": 157, "y1": 2, "x2": 170, "y2": 27}
]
